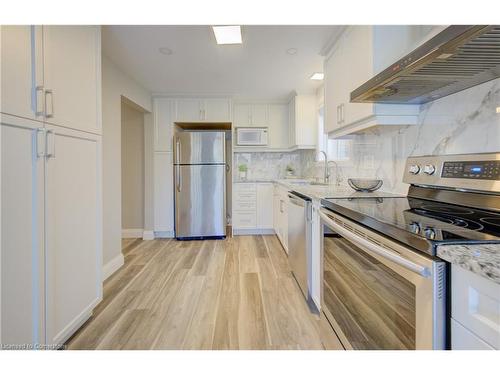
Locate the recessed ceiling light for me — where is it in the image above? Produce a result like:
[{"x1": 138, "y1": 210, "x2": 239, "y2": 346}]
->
[
  {"x1": 496, "y1": 106, "x2": 500, "y2": 114},
  {"x1": 286, "y1": 48, "x2": 298, "y2": 55},
  {"x1": 310, "y1": 72, "x2": 324, "y2": 81},
  {"x1": 159, "y1": 47, "x2": 173, "y2": 55},
  {"x1": 212, "y1": 26, "x2": 242, "y2": 45}
]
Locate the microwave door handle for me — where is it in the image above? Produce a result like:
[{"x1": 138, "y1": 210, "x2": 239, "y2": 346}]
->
[{"x1": 319, "y1": 211, "x2": 430, "y2": 278}]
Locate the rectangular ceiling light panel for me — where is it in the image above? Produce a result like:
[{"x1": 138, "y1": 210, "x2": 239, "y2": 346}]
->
[{"x1": 212, "y1": 25, "x2": 242, "y2": 45}]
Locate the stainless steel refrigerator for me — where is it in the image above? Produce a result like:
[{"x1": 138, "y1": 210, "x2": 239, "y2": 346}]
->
[{"x1": 174, "y1": 131, "x2": 226, "y2": 239}]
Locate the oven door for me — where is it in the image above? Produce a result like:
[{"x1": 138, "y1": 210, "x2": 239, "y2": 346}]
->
[{"x1": 319, "y1": 208, "x2": 446, "y2": 350}]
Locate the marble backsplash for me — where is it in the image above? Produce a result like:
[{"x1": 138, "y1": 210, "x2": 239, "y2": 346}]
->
[{"x1": 235, "y1": 78, "x2": 500, "y2": 194}]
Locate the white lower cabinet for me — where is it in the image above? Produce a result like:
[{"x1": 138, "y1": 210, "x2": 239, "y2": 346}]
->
[
  {"x1": 451, "y1": 265, "x2": 500, "y2": 349},
  {"x1": 153, "y1": 152, "x2": 174, "y2": 235},
  {"x1": 45, "y1": 125, "x2": 101, "y2": 346},
  {"x1": 1, "y1": 116, "x2": 45, "y2": 346},
  {"x1": 1, "y1": 116, "x2": 102, "y2": 348},
  {"x1": 272, "y1": 183, "x2": 289, "y2": 253},
  {"x1": 233, "y1": 183, "x2": 273, "y2": 233}
]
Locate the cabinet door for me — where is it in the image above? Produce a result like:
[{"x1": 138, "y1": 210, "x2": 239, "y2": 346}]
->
[
  {"x1": 176, "y1": 98, "x2": 202, "y2": 122},
  {"x1": 154, "y1": 152, "x2": 174, "y2": 233},
  {"x1": 294, "y1": 95, "x2": 317, "y2": 147},
  {"x1": 1, "y1": 119, "x2": 45, "y2": 346},
  {"x1": 268, "y1": 104, "x2": 288, "y2": 149},
  {"x1": 250, "y1": 104, "x2": 268, "y2": 126},
  {"x1": 342, "y1": 26, "x2": 373, "y2": 126},
  {"x1": 154, "y1": 98, "x2": 174, "y2": 152},
  {"x1": 233, "y1": 104, "x2": 250, "y2": 126},
  {"x1": 204, "y1": 99, "x2": 231, "y2": 122},
  {"x1": 43, "y1": 26, "x2": 100, "y2": 134},
  {"x1": 45, "y1": 126, "x2": 101, "y2": 346},
  {"x1": 256, "y1": 184, "x2": 274, "y2": 229},
  {"x1": 324, "y1": 44, "x2": 344, "y2": 133},
  {"x1": 273, "y1": 189, "x2": 280, "y2": 233},
  {"x1": 0, "y1": 25, "x2": 44, "y2": 121}
]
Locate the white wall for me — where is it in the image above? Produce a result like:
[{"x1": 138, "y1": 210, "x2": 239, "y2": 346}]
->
[
  {"x1": 121, "y1": 102, "x2": 145, "y2": 230},
  {"x1": 102, "y1": 55, "x2": 151, "y2": 267}
]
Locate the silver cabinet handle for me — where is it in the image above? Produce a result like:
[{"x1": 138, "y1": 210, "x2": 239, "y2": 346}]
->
[
  {"x1": 44, "y1": 89, "x2": 54, "y2": 118},
  {"x1": 279, "y1": 199, "x2": 284, "y2": 213},
  {"x1": 319, "y1": 210, "x2": 430, "y2": 277},
  {"x1": 336, "y1": 105, "x2": 341, "y2": 124},
  {"x1": 35, "y1": 86, "x2": 44, "y2": 116},
  {"x1": 35, "y1": 127, "x2": 45, "y2": 158},
  {"x1": 45, "y1": 130, "x2": 56, "y2": 158}
]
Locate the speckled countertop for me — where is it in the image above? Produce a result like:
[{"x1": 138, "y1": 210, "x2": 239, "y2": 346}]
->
[
  {"x1": 437, "y1": 244, "x2": 500, "y2": 284},
  {"x1": 273, "y1": 179, "x2": 404, "y2": 200}
]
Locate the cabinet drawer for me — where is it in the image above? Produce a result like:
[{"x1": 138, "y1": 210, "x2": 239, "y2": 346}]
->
[
  {"x1": 234, "y1": 191, "x2": 256, "y2": 201},
  {"x1": 452, "y1": 265, "x2": 500, "y2": 349},
  {"x1": 451, "y1": 319, "x2": 494, "y2": 350},
  {"x1": 233, "y1": 211, "x2": 257, "y2": 228},
  {"x1": 234, "y1": 200, "x2": 256, "y2": 210},
  {"x1": 234, "y1": 183, "x2": 257, "y2": 193}
]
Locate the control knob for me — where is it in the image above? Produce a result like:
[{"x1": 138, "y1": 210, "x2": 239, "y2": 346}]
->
[
  {"x1": 408, "y1": 165, "x2": 420, "y2": 174},
  {"x1": 409, "y1": 222, "x2": 421, "y2": 234},
  {"x1": 424, "y1": 227, "x2": 436, "y2": 240},
  {"x1": 423, "y1": 164, "x2": 436, "y2": 175}
]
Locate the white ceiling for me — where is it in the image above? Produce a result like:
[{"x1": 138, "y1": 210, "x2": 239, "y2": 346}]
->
[{"x1": 102, "y1": 25, "x2": 342, "y2": 100}]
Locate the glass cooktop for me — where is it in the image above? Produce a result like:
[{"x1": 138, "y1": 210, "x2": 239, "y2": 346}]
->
[{"x1": 321, "y1": 197, "x2": 500, "y2": 255}]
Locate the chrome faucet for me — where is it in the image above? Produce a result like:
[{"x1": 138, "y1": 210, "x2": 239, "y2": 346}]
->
[
  {"x1": 319, "y1": 151, "x2": 330, "y2": 183},
  {"x1": 328, "y1": 160, "x2": 342, "y2": 186}
]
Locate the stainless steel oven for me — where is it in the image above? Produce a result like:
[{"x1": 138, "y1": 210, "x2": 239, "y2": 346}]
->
[{"x1": 319, "y1": 208, "x2": 446, "y2": 350}]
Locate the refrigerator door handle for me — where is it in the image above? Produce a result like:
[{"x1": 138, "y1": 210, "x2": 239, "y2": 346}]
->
[
  {"x1": 176, "y1": 165, "x2": 182, "y2": 192},
  {"x1": 175, "y1": 137, "x2": 181, "y2": 164}
]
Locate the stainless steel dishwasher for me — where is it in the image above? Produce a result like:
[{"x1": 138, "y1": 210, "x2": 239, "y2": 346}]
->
[{"x1": 287, "y1": 191, "x2": 312, "y2": 304}]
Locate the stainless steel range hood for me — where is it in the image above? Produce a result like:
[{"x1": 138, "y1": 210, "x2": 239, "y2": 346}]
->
[{"x1": 351, "y1": 25, "x2": 500, "y2": 104}]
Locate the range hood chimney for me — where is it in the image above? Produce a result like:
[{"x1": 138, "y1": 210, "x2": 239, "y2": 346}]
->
[{"x1": 351, "y1": 25, "x2": 500, "y2": 104}]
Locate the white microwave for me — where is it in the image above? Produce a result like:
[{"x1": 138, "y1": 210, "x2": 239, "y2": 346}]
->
[{"x1": 236, "y1": 127, "x2": 268, "y2": 146}]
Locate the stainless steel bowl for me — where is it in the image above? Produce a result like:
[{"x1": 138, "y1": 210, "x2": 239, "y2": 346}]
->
[{"x1": 348, "y1": 178, "x2": 383, "y2": 192}]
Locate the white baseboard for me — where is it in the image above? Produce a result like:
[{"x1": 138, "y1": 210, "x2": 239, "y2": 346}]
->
[
  {"x1": 102, "y1": 253, "x2": 124, "y2": 281},
  {"x1": 233, "y1": 228, "x2": 275, "y2": 236},
  {"x1": 122, "y1": 228, "x2": 144, "y2": 238},
  {"x1": 142, "y1": 230, "x2": 155, "y2": 240},
  {"x1": 154, "y1": 230, "x2": 175, "y2": 238}
]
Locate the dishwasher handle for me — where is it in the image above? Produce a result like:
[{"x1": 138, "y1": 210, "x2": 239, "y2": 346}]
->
[{"x1": 319, "y1": 210, "x2": 431, "y2": 278}]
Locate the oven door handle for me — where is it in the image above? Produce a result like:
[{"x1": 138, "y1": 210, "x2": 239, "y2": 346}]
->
[{"x1": 319, "y1": 211, "x2": 431, "y2": 278}]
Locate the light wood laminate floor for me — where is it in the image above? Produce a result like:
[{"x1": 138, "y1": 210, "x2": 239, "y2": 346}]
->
[{"x1": 66, "y1": 235, "x2": 342, "y2": 350}]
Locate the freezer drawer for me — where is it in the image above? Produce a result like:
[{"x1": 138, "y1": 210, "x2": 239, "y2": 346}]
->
[{"x1": 174, "y1": 164, "x2": 226, "y2": 238}]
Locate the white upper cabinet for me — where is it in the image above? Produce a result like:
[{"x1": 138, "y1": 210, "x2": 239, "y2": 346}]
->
[
  {"x1": 289, "y1": 95, "x2": 317, "y2": 148},
  {"x1": 42, "y1": 26, "x2": 101, "y2": 134},
  {"x1": 1, "y1": 26, "x2": 44, "y2": 121},
  {"x1": 233, "y1": 103, "x2": 269, "y2": 127},
  {"x1": 175, "y1": 98, "x2": 231, "y2": 123},
  {"x1": 324, "y1": 26, "x2": 430, "y2": 137},
  {"x1": 204, "y1": 98, "x2": 231, "y2": 122},
  {"x1": 250, "y1": 104, "x2": 269, "y2": 126},
  {"x1": 268, "y1": 104, "x2": 289, "y2": 149},
  {"x1": 154, "y1": 98, "x2": 174, "y2": 152},
  {"x1": 175, "y1": 98, "x2": 203, "y2": 122}
]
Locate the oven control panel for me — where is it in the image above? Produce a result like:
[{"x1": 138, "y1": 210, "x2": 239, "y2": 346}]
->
[
  {"x1": 442, "y1": 160, "x2": 500, "y2": 180},
  {"x1": 403, "y1": 153, "x2": 500, "y2": 193}
]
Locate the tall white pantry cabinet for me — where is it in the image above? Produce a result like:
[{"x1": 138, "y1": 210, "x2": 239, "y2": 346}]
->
[{"x1": 0, "y1": 25, "x2": 102, "y2": 348}]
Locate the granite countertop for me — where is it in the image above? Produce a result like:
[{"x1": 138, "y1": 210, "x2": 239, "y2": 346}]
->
[
  {"x1": 437, "y1": 244, "x2": 500, "y2": 284},
  {"x1": 274, "y1": 179, "x2": 404, "y2": 200}
]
